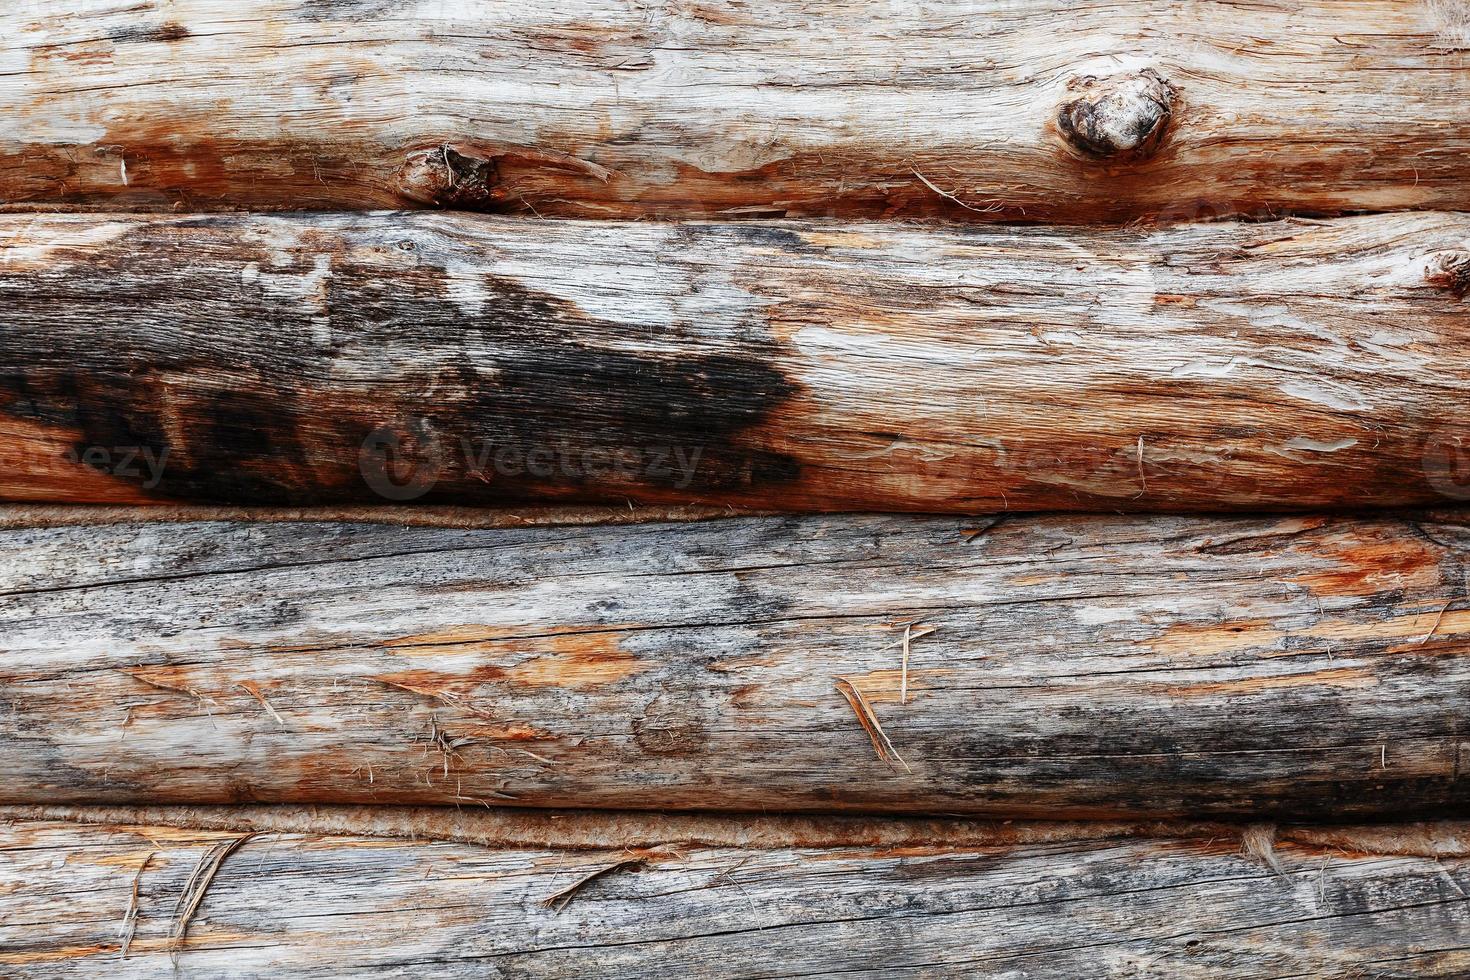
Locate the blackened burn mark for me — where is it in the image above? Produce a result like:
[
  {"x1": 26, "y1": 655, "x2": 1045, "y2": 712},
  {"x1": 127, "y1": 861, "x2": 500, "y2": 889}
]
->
[
  {"x1": 108, "y1": 22, "x2": 192, "y2": 43},
  {"x1": 714, "y1": 225, "x2": 819, "y2": 253},
  {"x1": 0, "y1": 222, "x2": 803, "y2": 505}
]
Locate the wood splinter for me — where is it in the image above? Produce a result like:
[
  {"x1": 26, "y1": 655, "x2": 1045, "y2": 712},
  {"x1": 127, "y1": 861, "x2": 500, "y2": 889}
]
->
[
  {"x1": 896, "y1": 623, "x2": 937, "y2": 705},
  {"x1": 118, "y1": 851, "x2": 154, "y2": 960},
  {"x1": 540, "y1": 856, "x2": 648, "y2": 913},
  {"x1": 168, "y1": 834, "x2": 254, "y2": 958},
  {"x1": 834, "y1": 677, "x2": 911, "y2": 773}
]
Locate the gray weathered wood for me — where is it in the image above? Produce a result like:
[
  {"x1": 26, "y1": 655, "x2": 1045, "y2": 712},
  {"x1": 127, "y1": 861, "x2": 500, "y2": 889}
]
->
[
  {"x1": 0, "y1": 502, "x2": 760, "y2": 530},
  {"x1": 4, "y1": 509, "x2": 1470, "y2": 817},
  {"x1": 2, "y1": 211, "x2": 1470, "y2": 511},
  {"x1": 3, "y1": 1, "x2": 1470, "y2": 221},
  {"x1": 2, "y1": 806, "x2": 1468, "y2": 977}
]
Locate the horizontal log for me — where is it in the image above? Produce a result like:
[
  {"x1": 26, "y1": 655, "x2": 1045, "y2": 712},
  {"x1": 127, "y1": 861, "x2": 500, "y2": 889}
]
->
[
  {"x1": 3, "y1": 212, "x2": 1470, "y2": 511},
  {"x1": 0, "y1": 502, "x2": 763, "y2": 531},
  {"x1": 2, "y1": 806, "x2": 1468, "y2": 977},
  {"x1": 3, "y1": 2, "x2": 1470, "y2": 220},
  {"x1": 5, "y1": 509, "x2": 1470, "y2": 818}
]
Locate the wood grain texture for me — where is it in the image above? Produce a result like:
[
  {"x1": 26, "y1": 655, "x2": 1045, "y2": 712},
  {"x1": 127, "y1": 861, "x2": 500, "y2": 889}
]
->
[
  {"x1": 5, "y1": 510, "x2": 1470, "y2": 818},
  {"x1": 2, "y1": 808, "x2": 1469, "y2": 977},
  {"x1": 3, "y1": 211, "x2": 1470, "y2": 511},
  {"x1": 2, "y1": 1, "x2": 1470, "y2": 221},
  {"x1": 0, "y1": 502, "x2": 764, "y2": 530}
]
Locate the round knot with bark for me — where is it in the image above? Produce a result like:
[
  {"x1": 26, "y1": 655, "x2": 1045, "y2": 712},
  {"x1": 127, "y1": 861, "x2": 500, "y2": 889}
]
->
[
  {"x1": 1425, "y1": 250, "x2": 1470, "y2": 297},
  {"x1": 1056, "y1": 69, "x2": 1177, "y2": 164},
  {"x1": 396, "y1": 145, "x2": 508, "y2": 210}
]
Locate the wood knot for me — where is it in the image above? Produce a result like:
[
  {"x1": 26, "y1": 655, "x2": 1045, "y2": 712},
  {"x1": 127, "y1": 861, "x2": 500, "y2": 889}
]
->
[
  {"x1": 397, "y1": 144, "x2": 616, "y2": 211},
  {"x1": 396, "y1": 145, "x2": 509, "y2": 210},
  {"x1": 631, "y1": 694, "x2": 707, "y2": 756},
  {"x1": 1056, "y1": 69, "x2": 1176, "y2": 164},
  {"x1": 1425, "y1": 250, "x2": 1470, "y2": 297}
]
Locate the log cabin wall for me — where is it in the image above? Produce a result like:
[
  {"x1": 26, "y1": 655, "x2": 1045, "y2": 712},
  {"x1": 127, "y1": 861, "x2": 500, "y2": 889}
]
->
[{"x1": 3, "y1": 2, "x2": 1470, "y2": 976}]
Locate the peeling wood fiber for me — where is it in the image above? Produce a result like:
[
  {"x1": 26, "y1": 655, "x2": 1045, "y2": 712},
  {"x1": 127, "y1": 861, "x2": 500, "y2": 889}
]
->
[
  {"x1": 10, "y1": 804, "x2": 1470, "y2": 858},
  {"x1": 2, "y1": 809, "x2": 1469, "y2": 977},
  {"x1": 2, "y1": 1, "x2": 1470, "y2": 221},
  {"x1": 2, "y1": 212, "x2": 1470, "y2": 511},
  {"x1": 6, "y1": 510, "x2": 1470, "y2": 818}
]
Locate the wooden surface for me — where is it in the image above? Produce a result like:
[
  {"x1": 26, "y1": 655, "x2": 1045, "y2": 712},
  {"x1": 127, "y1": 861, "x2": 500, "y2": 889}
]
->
[
  {"x1": 0, "y1": 502, "x2": 763, "y2": 530},
  {"x1": 3, "y1": 211, "x2": 1470, "y2": 511},
  {"x1": 5, "y1": 510, "x2": 1470, "y2": 818},
  {"x1": 2, "y1": 806, "x2": 1469, "y2": 977},
  {"x1": 9, "y1": 2, "x2": 1470, "y2": 971},
  {"x1": 2, "y1": 1, "x2": 1470, "y2": 221}
]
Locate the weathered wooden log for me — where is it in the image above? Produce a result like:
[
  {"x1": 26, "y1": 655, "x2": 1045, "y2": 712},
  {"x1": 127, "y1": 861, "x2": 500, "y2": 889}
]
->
[
  {"x1": 3, "y1": 1, "x2": 1470, "y2": 221},
  {"x1": 5, "y1": 509, "x2": 1470, "y2": 818},
  {"x1": 0, "y1": 502, "x2": 765, "y2": 530},
  {"x1": 3, "y1": 211, "x2": 1470, "y2": 511},
  {"x1": 2, "y1": 806, "x2": 1468, "y2": 977}
]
